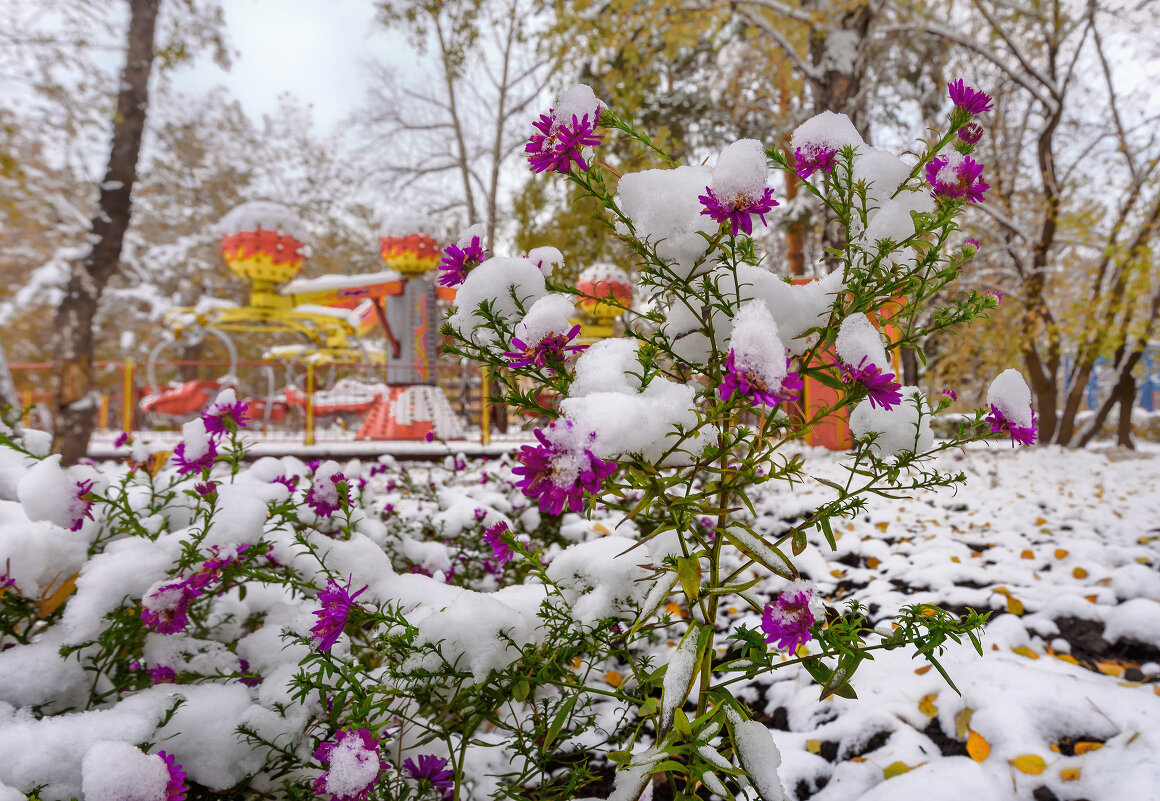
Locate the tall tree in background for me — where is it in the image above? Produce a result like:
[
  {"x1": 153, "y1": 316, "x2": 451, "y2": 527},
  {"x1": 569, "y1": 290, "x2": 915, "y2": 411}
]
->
[
  {"x1": 912, "y1": 0, "x2": 1160, "y2": 446},
  {"x1": 363, "y1": 0, "x2": 559, "y2": 249},
  {"x1": 51, "y1": 0, "x2": 161, "y2": 464}
]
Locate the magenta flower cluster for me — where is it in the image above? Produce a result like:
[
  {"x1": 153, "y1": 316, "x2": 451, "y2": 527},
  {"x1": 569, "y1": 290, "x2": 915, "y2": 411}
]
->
[
  {"x1": 526, "y1": 110, "x2": 602, "y2": 174},
  {"x1": 986, "y1": 404, "x2": 1038, "y2": 447},
  {"x1": 793, "y1": 141, "x2": 839, "y2": 179},
  {"x1": 312, "y1": 727, "x2": 385, "y2": 801},
  {"x1": 304, "y1": 472, "x2": 350, "y2": 518},
  {"x1": 925, "y1": 155, "x2": 989, "y2": 204},
  {"x1": 70, "y1": 478, "x2": 96, "y2": 531},
  {"x1": 948, "y1": 79, "x2": 993, "y2": 115},
  {"x1": 718, "y1": 351, "x2": 803, "y2": 408},
  {"x1": 483, "y1": 521, "x2": 514, "y2": 565},
  {"x1": 838, "y1": 358, "x2": 904, "y2": 410},
  {"x1": 512, "y1": 420, "x2": 617, "y2": 515},
  {"x1": 698, "y1": 186, "x2": 779, "y2": 237},
  {"x1": 158, "y1": 751, "x2": 188, "y2": 801},
  {"x1": 504, "y1": 324, "x2": 585, "y2": 370},
  {"x1": 403, "y1": 754, "x2": 455, "y2": 800},
  {"x1": 141, "y1": 545, "x2": 249, "y2": 634},
  {"x1": 172, "y1": 398, "x2": 250, "y2": 475},
  {"x1": 310, "y1": 577, "x2": 368, "y2": 652},
  {"x1": 438, "y1": 234, "x2": 490, "y2": 287},
  {"x1": 760, "y1": 581, "x2": 819, "y2": 652}
]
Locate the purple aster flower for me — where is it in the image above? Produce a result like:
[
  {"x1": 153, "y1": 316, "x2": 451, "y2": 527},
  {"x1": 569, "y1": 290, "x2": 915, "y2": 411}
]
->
[
  {"x1": 403, "y1": 754, "x2": 454, "y2": 800},
  {"x1": 158, "y1": 751, "x2": 188, "y2": 801},
  {"x1": 193, "y1": 481, "x2": 217, "y2": 497},
  {"x1": 141, "y1": 578, "x2": 200, "y2": 635},
  {"x1": 512, "y1": 420, "x2": 617, "y2": 516},
  {"x1": 425, "y1": 431, "x2": 436, "y2": 443},
  {"x1": 70, "y1": 478, "x2": 96, "y2": 532},
  {"x1": 483, "y1": 521, "x2": 514, "y2": 565},
  {"x1": 438, "y1": 234, "x2": 489, "y2": 288},
  {"x1": 948, "y1": 79, "x2": 993, "y2": 115},
  {"x1": 236, "y1": 658, "x2": 261, "y2": 688},
  {"x1": 310, "y1": 577, "x2": 368, "y2": 652},
  {"x1": 505, "y1": 324, "x2": 585, "y2": 370},
  {"x1": 526, "y1": 112, "x2": 603, "y2": 174},
  {"x1": 957, "y1": 122, "x2": 984, "y2": 145},
  {"x1": 189, "y1": 544, "x2": 248, "y2": 592},
  {"x1": 114, "y1": 431, "x2": 132, "y2": 448},
  {"x1": 793, "y1": 141, "x2": 839, "y2": 179},
  {"x1": 838, "y1": 357, "x2": 903, "y2": 410},
  {"x1": 699, "y1": 185, "x2": 779, "y2": 237},
  {"x1": 305, "y1": 470, "x2": 350, "y2": 518},
  {"x1": 172, "y1": 437, "x2": 218, "y2": 475},
  {"x1": 963, "y1": 238, "x2": 980, "y2": 257},
  {"x1": 0, "y1": 573, "x2": 14, "y2": 596},
  {"x1": 986, "y1": 404, "x2": 1038, "y2": 447},
  {"x1": 201, "y1": 396, "x2": 249, "y2": 436},
  {"x1": 941, "y1": 388, "x2": 958, "y2": 402},
  {"x1": 760, "y1": 580, "x2": 819, "y2": 651},
  {"x1": 718, "y1": 350, "x2": 803, "y2": 408},
  {"x1": 312, "y1": 728, "x2": 385, "y2": 801},
  {"x1": 149, "y1": 665, "x2": 176, "y2": 685},
  {"x1": 988, "y1": 290, "x2": 1003, "y2": 304},
  {"x1": 925, "y1": 155, "x2": 989, "y2": 204},
  {"x1": 271, "y1": 474, "x2": 299, "y2": 493},
  {"x1": 383, "y1": 503, "x2": 395, "y2": 517}
]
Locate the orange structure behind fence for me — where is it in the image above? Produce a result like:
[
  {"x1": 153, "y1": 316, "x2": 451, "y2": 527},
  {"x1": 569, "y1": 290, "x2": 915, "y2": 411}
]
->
[{"x1": 7, "y1": 359, "x2": 493, "y2": 445}]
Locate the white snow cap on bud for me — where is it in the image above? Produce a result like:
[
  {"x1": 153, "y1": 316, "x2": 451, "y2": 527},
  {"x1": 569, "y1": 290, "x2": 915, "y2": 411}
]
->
[
  {"x1": 179, "y1": 418, "x2": 212, "y2": 463},
  {"x1": 569, "y1": 338, "x2": 643, "y2": 397},
  {"x1": 448, "y1": 256, "x2": 547, "y2": 341},
  {"x1": 81, "y1": 741, "x2": 170, "y2": 801},
  {"x1": 987, "y1": 368, "x2": 1034, "y2": 428},
  {"x1": 456, "y1": 222, "x2": 486, "y2": 248},
  {"x1": 790, "y1": 110, "x2": 865, "y2": 153},
  {"x1": 617, "y1": 165, "x2": 716, "y2": 278},
  {"x1": 514, "y1": 294, "x2": 576, "y2": 348},
  {"x1": 554, "y1": 84, "x2": 603, "y2": 123},
  {"x1": 710, "y1": 139, "x2": 769, "y2": 202},
  {"x1": 849, "y1": 386, "x2": 933, "y2": 457},
  {"x1": 835, "y1": 313, "x2": 890, "y2": 370},
  {"x1": 728, "y1": 302, "x2": 788, "y2": 388},
  {"x1": 526, "y1": 245, "x2": 563, "y2": 275}
]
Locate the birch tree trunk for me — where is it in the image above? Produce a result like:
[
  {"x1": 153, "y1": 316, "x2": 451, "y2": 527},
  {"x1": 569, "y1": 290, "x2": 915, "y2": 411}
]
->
[{"x1": 52, "y1": 0, "x2": 160, "y2": 464}]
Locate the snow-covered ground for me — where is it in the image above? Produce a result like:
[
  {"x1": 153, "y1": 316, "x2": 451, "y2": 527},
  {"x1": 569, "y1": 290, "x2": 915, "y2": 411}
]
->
[
  {"x1": 723, "y1": 442, "x2": 1160, "y2": 801},
  {"x1": 1, "y1": 437, "x2": 1158, "y2": 800}
]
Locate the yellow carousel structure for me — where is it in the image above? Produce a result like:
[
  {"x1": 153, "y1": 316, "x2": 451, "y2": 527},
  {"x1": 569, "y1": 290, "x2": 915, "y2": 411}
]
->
[{"x1": 161, "y1": 200, "x2": 407, "y2": 366}]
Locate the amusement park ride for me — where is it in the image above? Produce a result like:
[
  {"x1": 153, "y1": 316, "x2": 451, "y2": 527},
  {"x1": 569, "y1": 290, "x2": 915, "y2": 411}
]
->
[{"x1": 141, "y1": 202, "x2": 636, "y2": 441}]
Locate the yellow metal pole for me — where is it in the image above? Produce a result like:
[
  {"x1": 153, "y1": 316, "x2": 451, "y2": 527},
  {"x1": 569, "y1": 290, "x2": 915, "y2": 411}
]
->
[
  {"x1": 21, "y1": 390, "x2": 32, "y2": 429},
  {"x1": 98, "y1": 394, "x2": 109, "y2": 432},
  {"x1": 305, "y1": 363, "x2": 316, "y2": 447},
  {"x1": 121, "y1": 359, "x2": 134, "y2": 433},
  {"x1": 479, "y1": 365, "x2": 490, "y2": 446}
]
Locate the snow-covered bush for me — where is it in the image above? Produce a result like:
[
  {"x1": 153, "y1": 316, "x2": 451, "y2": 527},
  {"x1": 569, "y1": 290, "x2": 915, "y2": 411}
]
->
[{"x1": 0, "y1": 79, "x2": 1040, "y2": 801}]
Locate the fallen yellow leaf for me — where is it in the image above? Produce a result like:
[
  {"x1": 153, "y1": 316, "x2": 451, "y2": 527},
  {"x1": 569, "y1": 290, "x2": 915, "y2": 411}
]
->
[
  {"x1": 1011, "y1": 754, "x2": 1046, "y2": 774},
  {"x1": 1060, "y1": 768, "x2": 1081, "y2": 782},
  {"x1": 1073, "y1": 567, "x2": 1088, "y2": 579},
  {"x1": 950, "y1": 556, "x2": 961, "y2": 563},
  {"x1": 604, "y1": 670, "x2": 623, "y2": 688},
  {"x1": 865, "y1": 556, "x2": 880, "y2": 569},
  {"x1": 914, "y1": 664, "x2": 933, "y2": 675},
  {"x1": 875, "y1": 522, "x2": 889, "y2": 532},
  {"x1": 592, "y1": 523, "x2": 612, "y2": 536},
  {"x1": 1012, "y1": 646, "x2": 1039, "y2": 660},
  {"x1": 38, "y1": 572, "x2": 79, "y2": 619},
  {"x1": 1073, "y1": 741, "x2": 1103, "y2": 755},
  {"x1": 954, "y1": 708, "x2": 973, "y2": 740},
  {"x1": 1054, "y1": 549, "x2": 1069, "y2": 559},
  {"x1": 1055, "y1": 654, "x2": 1080, "y2": 665},
  {"x1": 966, "y1": 729, "x2": 991, "y2": 762},
  {"x1": 1035, "y1": 517, "x2": 1047, "y2": 525},
  {"x1": 918, "y1": 694, "x2": 938, "y2": 718},
  {"x1": 1096, "y1": 661, "x2": 1124, "y2": 677},
  {"x1": 1085, "y1": 594, "x2": 1099, "y2": 603},
  {"x1": 883, "y1": 761, "x2": 911, "y2": 779},
  {"x1": 1020, "y1": 549, "x2": 1035, "y2": 559},
  {"x1": 806, "y1": 739, "x2": 821, "y2": 754}
]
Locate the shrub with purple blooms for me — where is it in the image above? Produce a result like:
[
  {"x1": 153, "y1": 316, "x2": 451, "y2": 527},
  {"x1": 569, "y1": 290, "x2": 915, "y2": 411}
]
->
[{"x1": 0, "y1": 78, "x2": 1043, "y2": 801}]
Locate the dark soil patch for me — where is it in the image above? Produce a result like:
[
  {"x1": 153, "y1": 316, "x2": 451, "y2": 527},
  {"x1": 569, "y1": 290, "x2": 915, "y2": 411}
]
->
[
  {"x1": 922, "y1": 717, "x2": 968, "y2": 757},
  {"x1": 817, "y1": 739, "x2": 839, "y2": 762},
  {"x1": 1054, "y1": 616, "x2": 1160, "y2": 669},
  {"x1": 793, "y1": 773, "x2": 830, "y2": 800},
  {"x1": 1032, "y1": 788, "x2": 1060, "y2": 801},
  {"x1": 842, "y1": 727, "x2": 891, "y2": 759}
]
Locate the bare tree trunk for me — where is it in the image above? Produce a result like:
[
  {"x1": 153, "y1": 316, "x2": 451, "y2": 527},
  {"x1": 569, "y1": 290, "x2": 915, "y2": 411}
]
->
[
  {"x1": 52, "y1": 0, "x2": 159, "y2": 464},
  {"x1": 1115, "y1": 368, "x2": 1136, "y2": 449}
]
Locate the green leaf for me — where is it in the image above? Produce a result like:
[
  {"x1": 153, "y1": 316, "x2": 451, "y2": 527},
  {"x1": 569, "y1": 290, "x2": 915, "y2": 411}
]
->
[
  {"x1": 512, "y1": 680, "x2": 530, "y2": 702},
  {"x1": 674, "y1": 708, "x2": 693, "y2": 737},
  {"x1": 818, "y1": 517, "x2": 837, "y2": 551},
  {"x1": 677, "y1": 556, "x2": 702, "y2": 601},
  {"x1": 544, "y1": 695, "x2": 577, "y2": 749},
  {"x1": 792, "y1": 528, "x2": 807, "y2": 556}
]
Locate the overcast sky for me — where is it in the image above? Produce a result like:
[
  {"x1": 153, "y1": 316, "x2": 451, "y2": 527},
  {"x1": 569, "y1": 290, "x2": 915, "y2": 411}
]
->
[{"x1": 173, "y1": 0, "x2": 412, "y2": 134}]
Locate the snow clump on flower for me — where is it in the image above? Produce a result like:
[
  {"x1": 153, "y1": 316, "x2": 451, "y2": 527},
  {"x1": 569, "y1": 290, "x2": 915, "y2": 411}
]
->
[
  {"x1": 512, "y1": 420, "x2": 617, "y2": 515},
  {"x1": 304, "y1": 461, "x2": 349, "y2": 518},
  {"x1": 719, "y1": 302, "x2": 802, "y2": 407},
  {"x1": 790, "y1": 110, "x2": 865, "y2": 179},
  {"x1": 171, "y1": 418, "x2": 216, "y2": 475},
  {"x1": 506, "y1": 293, "x2": 583, "y2": 370},
  {"x1": 525, "y1": 84, "x2": 603, "y2": 174},
  {"x1": 698, "y1": 139, "x2": 778, "y2": 236},
  {"x1": 986, "y1": 368, "x2": 1038, "y2": 446},
  {"x1": 81, "y1": 741, "x2": 187, "y2": 801},
  {"x1": 835, "y1": 313, "x2": 903, "y2": 410},
  {"x1": 200, "y1": 387, "x2": 249, "y2": 436},
  {"x1": 447, "y1": 256, "x2": 547, "y2": 343},
  {"x1": 761, "y1": 579, "x2": 823, "y2": 652},
  {"x1": 312, "y1": 728, "x2": 385, "y2": 801},
  {"x1": 438, "y1": 223, "x2": 489, "y2": 288},
  {"x1": 310, "y1": 577, "x2": 368, "y2": 653},
  {"x1": 16, "y1": 455, "x2": 100, "y2": 532},
  {"x1": 616, "y1": 164, "x2": 717, "y2": 278},
  {"x1": 849, "y1": 386, "x2": 934, "y2": 457}
]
